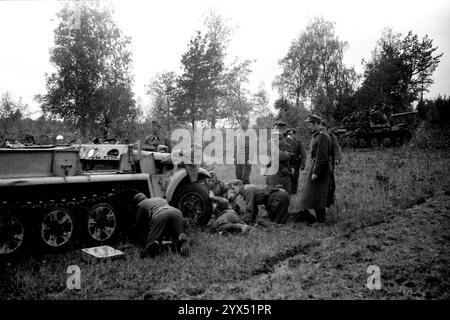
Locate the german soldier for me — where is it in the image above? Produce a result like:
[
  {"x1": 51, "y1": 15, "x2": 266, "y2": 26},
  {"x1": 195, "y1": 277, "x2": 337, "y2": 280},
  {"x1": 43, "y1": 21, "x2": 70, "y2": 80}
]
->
[
  {"x1": 234, "y1": 117, "x2": 252, "y2": 184},
  {"x1": 144, "y1": 120, "x2": 171, "y2": 152},
  {"x1": 208, "y1": 192, "x2": 250, "y2": 235},
  {"x1": 132, "y1": 193, "x2": 189, "y2": 257},
  {"x1": 265, "y1": 121, "x2": 302, "y2": 195},
  {"x1": 229, "y1": 180, "x2": 290, "y2": 224},
  {"x1": 299, "y1": 115, "x2": 334, "y2": 223},
  {"x1": 286, "y1": 128, "x2": 306, "y2": 194}
]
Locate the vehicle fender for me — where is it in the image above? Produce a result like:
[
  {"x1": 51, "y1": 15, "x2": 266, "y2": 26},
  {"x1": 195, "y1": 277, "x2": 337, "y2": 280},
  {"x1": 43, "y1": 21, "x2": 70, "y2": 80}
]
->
[{"x1": 165, "y1": 167, "x2": 211, "y2": 201}]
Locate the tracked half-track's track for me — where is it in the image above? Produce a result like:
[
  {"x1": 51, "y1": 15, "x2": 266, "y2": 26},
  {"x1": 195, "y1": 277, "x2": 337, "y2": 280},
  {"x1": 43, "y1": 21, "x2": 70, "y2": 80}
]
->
[{"x1": 0, "y1": 185, "x2": 139, "y2": 258}]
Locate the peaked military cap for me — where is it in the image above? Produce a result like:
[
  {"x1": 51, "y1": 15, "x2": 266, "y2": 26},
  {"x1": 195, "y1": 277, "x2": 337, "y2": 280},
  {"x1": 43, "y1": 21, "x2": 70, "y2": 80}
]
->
[
  {"x1": 274, "y1": 120, "x2": 287, "y2": 127},
  {"x1": 304, "y1": 114, "x2": 323, "y2": 123}
]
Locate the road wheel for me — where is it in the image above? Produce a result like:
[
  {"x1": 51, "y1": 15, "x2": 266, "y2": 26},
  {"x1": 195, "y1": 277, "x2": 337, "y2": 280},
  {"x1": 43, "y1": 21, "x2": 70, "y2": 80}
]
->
[
  {"x1": 85, "y1": 203, "x2": 119, "y2": 244},
  {"x1": 358, "y1": 138, "x2": 367, "y2": 148},
  {"x1": 0, "y1": 210, "x2": 28, "y2": 258},
  {"x1": 370, "y1": 138, "x2": 379, "y2": 148},
  {"x1": 346, "y1": 137, "x2": 357, "y2": 148},
  {"x1": 40, "y1": 207, "x2": 76, "y2": 251},
  {"x1": 381, "y1": 138, "x2": 391, "y2": 148},
  {"x1": 171, "y1": 183, "x2": 212, "y2": 226}
]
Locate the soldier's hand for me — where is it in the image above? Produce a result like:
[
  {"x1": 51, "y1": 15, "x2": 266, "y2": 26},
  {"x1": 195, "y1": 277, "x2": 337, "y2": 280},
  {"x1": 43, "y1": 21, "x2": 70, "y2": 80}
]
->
[
  {"x1": 335, "y1": 160, "x2": 340, "y2": 166},
  {"x1": 300, "y1": 166, "x2": 305, "y2": 171},
  {"x1": 311, "y1": 174, "x2": 318, "y2": 182}
]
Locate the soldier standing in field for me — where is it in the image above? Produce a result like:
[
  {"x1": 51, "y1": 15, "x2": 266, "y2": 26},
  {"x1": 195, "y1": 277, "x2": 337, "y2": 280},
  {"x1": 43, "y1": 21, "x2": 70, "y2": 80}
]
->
[
  {"x1": 286, "y1": 128, "x2": 306, "y2": 194},
  {"x1": 299, "y1": 115, "x2": 334, "y2": 223},
  {"x1": 265, "y1": 121, "x2": 303, "y2": 195},
  {"x1": 234, "y1": 117, "x2": 251, "y2": 185}
]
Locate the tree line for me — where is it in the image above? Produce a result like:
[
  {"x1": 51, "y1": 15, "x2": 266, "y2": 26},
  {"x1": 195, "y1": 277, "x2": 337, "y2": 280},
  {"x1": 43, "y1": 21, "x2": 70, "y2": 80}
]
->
[{"x1": 0, "y1": 3, "x2": 445, "y2": 146}]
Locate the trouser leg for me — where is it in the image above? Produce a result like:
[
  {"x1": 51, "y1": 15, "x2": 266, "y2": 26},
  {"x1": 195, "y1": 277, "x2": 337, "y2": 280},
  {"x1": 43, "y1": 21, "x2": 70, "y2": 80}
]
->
[
  {"x1": 267, "y1": 190, "x2": 290, "y2": 224},
  {"x1": 146, "y1": 212, "x2": 168, "y2": 247},
  {"x1": 146, "y1": 209, "x2": 183, "y2": 247},
  {"x1": 242, "y1": 163, "x2": 251, "y2": 184},
  {"x1": 251, "y1": 202, "x2": 259, "y2": 222},
  {"x1": 235, "y1": 164, "x2": 243, "y2": 181},
  {"x1": 160, "y1": 209, "x2": 184, "y2": 241},
  {"x1": 275, "y1": 193, "x2": 290, "y2": 224},
  {"x1": 284, "y1": 177, "x2": 292, "y2": 196}
]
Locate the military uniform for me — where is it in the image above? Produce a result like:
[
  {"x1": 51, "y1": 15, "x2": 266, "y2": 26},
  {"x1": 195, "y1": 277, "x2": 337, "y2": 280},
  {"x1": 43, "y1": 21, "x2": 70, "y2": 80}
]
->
[
  {"x1": 265, "y1": 122, "x2": 304, "y2": 195},
  {"x1": 143, "y1": 133, "x2": 170, "y2": 152},
  {"x1": 210, "y1": 196, "x2": 248, "y2": 234},
  {"x1": 205, "y1": 173, "x2": 229, "y2": 198},
  {"x1": 242, "y1": 184, "x2": 290, "y2": 224},
  {"x1": 143, "y1": 121, "x2": 170, "y2": 152},
  {"x1": 285, "y1": 132, "x2": 306, "y2": 194},
  {"x1": 133, "y1": 194, "x2": 188, "y2": 256},
  {"x1": 299, "y1": 118, "x2": 334, "y2": 222}
]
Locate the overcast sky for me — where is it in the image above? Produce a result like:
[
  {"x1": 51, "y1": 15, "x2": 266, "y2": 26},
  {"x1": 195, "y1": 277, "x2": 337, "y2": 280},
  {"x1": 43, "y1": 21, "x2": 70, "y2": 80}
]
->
[{"x1": 0, "y1": 0, "x2": 449, "y2": 118}]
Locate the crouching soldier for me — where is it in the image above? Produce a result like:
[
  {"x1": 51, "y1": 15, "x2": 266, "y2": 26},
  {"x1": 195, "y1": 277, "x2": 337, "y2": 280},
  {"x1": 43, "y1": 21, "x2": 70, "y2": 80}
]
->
[
  {"x1": 205, "y1": 171, "x2": 230, "y2": 198},
  {"x1": 209, "y1": 192, "x2": 250, "y2": 235},
  {"x1": 228, "y1": 180, "x2": 290, "y2": 224},
  {"x1": 132, "y1": 193, "x2": 190, "y2": 257}
]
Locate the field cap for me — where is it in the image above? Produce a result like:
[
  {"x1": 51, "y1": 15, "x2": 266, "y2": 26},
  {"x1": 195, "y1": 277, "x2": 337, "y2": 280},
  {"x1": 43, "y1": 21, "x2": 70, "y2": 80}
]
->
[
  {"x1": 274, "y1": 120, "x2": 287, "y2": 127},
  {"x1": 133, "y1": 192, "x2": 147, "y2": 205}
]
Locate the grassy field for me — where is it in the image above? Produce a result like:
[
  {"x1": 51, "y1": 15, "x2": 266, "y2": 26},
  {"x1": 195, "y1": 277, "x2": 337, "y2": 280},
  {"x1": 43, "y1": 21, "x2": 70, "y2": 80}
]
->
[{"x1": 1, "y1": 146, "x2": 449, "y2": 299}]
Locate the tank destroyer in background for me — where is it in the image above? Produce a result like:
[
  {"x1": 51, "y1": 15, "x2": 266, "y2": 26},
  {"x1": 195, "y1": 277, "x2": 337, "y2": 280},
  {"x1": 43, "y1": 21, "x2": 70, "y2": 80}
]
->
[
  {"x1": 0, "y1": 142, "x2": 212, "y2": 258},
  {"x1": 334, "y1": 109, "x2": 418, "y2": 148}
]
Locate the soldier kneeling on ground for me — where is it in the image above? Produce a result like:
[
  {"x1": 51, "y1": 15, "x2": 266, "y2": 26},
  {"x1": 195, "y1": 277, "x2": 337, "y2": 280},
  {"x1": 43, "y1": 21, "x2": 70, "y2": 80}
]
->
[
  {"x1": 228, "y1": 180, "x2": 290, "y2": 224},
  {"x1": 208, "y1": 191, "x2": 251, "y2": 235},
  {"x1": 132, "y1": 192, "x2": 190, "y2": 258}
]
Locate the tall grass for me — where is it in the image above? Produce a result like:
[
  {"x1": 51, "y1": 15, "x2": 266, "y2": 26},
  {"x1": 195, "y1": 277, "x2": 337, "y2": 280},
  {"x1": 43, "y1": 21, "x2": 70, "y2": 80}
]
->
[{"x1": 1, "y1": 147, "x2": 448, "y2": 299}]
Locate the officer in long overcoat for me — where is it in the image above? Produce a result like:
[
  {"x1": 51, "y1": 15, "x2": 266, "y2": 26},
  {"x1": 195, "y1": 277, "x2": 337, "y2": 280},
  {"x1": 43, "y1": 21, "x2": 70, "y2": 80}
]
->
[{"x1": 299, "y1": 115, "x2": 334, "y2": 223}]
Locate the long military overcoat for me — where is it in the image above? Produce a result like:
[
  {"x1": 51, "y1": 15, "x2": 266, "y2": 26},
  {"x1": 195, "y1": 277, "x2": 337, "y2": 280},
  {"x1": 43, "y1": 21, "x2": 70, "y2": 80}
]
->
[{"x1": 299, "y1": 130, "x2": 334, "y2": 209}]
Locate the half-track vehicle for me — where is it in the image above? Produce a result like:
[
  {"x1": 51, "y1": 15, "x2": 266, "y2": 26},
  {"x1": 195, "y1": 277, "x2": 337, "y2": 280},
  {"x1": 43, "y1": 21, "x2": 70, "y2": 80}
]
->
[{"x1": 0, "y1": 143, "x2": 212, "y2": 258}]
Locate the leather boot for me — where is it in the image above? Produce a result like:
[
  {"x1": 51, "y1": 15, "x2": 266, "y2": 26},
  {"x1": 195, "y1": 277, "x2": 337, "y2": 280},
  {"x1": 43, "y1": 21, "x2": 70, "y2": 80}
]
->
[{"x1": 316, "y1": 209, "x2": 326, "y2": 223}]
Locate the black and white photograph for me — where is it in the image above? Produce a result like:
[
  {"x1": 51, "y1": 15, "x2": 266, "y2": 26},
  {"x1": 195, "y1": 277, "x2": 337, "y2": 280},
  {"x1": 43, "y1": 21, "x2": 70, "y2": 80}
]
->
[{"x1": 0, "y1": 0, "x2": 449, "y2": 306}]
